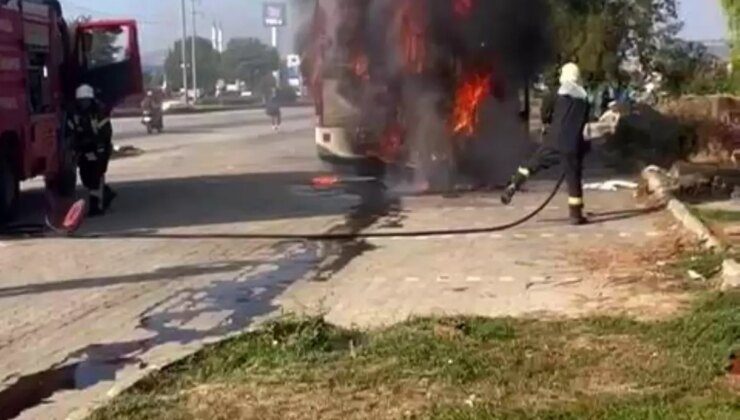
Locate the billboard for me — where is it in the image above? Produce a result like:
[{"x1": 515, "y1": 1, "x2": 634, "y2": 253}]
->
[{"x1": 263, "y1": 3, "x2": 287, "y2": 27}]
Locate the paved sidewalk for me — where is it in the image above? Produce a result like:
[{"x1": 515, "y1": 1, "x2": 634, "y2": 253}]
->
[{"x1": 281, "y1": 181, "x2": 688, "y2": 328}]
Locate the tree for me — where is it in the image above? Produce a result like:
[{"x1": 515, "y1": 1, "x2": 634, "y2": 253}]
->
[
  {"x1": 220, "y1": 38, "x2": 279, "y2": 90},
  {"x1": 721, "y1": 0, "x2": 739, "y2": 85},
  {"x1": 164, "y1": 36, "x2": 221, "y2": 93},
  {"x1": 548, "y1": 0, "x2": 681, "y2": 84},
  {"x1": 655, "y1": 39, "x2": 713, "y2": 94}
]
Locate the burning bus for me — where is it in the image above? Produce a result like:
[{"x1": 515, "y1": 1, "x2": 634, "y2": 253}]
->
[{"x1": 299, "y1": 0, "x2": 552, "y2": 185}]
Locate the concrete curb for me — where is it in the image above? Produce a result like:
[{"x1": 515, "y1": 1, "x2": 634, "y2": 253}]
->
[
  {"x1": 641, "y1": 166, "x2": 723, "y2": 250},
  {"x1": 641, "y1": 166, "x2": 738, "y2": 290},
  {"x1": 666, "y1": 199, "x2": 723, "y2": 250}
]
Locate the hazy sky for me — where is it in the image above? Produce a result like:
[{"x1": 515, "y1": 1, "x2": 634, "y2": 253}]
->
[{"x1": 60, "y1": 0, "x2": 729, "y2": 54}]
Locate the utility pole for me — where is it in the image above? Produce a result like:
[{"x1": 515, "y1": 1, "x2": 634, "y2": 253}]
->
[
  {"x1": 271, "y1": 27, "x2": 278, "y2": 86},
  {"x1": 191, "y1": 0, "x2": 199, "y2": 102},
  {"x1": 180, "y1": 0, "x2": 189, "y2": 104}
]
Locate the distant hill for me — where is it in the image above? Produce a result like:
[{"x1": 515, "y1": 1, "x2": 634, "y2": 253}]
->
[{"x1": 704, "y1": 42, "x2": 730, "y2": 62}]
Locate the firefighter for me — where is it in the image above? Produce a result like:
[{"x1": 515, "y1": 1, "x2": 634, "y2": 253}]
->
[
  {"x1": 501, "y1": 63, "x2": 591, "y2": 225},
  {"x1": 68, "y1": 84, "x2": 117, "y2": 216}
]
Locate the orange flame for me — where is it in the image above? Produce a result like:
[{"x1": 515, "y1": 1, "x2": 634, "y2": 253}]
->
[
  {"x1": 451, "y1": 72, "x2": 491, "y2": 136},
  {"x1": 400, "y1": 0, "x2": 426, "y2": 74}
]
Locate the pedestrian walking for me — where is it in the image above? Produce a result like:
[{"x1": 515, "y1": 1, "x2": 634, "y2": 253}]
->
[{"x1": 266, "y1": 91, "x2": 282, "y2": 131}]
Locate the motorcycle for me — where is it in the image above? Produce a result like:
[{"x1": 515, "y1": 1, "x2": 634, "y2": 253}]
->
[{"x1": 142, "y1": 110, "x2": 163, "y2": 134}]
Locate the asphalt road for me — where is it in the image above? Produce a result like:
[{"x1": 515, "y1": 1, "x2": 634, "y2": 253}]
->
[
  {"x1": 112, "y1": 107, "x2": 315, "y2": 143},
  {"x1": 0, "y1": 108, "x2": 679, "y2": 420}
]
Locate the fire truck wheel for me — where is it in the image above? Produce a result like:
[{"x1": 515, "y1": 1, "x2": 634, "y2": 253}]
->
[
  {"x1": 46, "y1": 147, "x2": 78, "y2": 199},
  {"x1": 0, "y1": 157, "x2": 19, "y2": 224}
]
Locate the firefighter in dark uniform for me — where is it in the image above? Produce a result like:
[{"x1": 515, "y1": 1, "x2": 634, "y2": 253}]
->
[
  {"x1": 68, "y1": 84, "x2": 117, "y2": 216},
  {"x1": 501, "y1": 63, "x2": 591, "y2": 225}
]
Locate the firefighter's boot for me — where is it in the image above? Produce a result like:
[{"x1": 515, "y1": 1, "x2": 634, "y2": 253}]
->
[
  {"x1": 103, "y1": 185, "x2": 117, "y2": 211},
  {"x1": 568, "y1": 204, "x2": 588, "y2": 226},
  {"x1": 501, "y1": 167, "x2": 530, "y2": 205},
  {"x1": 88, "y1": 196, "x2": 104, "y2": 217},
  {"x1": 88, "y1": 183, "x2": 106, "y2": 217}
]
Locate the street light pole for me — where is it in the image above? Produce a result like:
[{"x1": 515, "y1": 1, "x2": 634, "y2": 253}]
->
[
  {"x1": 180, "y1": 0, "x2": 189, "y2": 104},
  {"x1": 191, "y1": 0, "x2": 199, "y2": 102}
]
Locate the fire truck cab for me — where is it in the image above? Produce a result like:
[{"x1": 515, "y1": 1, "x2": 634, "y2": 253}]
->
[{"x1": 0, "y1": 0, "x2": 142, "y2": 223}]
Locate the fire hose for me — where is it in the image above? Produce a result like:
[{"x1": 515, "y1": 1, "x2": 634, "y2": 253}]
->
[
  {"x1": 0, "y1": 174, "x2": 566, "y2": 240},
  {"x1": 192, "y1": 173, "x2": 567, "y2": 241}
]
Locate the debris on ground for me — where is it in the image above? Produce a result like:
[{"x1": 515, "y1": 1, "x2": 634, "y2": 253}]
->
[
  {"x1": 729, "y1": 352, "x2": 739, "y2": 376},
  {"x1": 641, "y1": 164, "x2": 733, "y2": 201},
  {"x1": 112, "y1": 145, "x2": 144, "y2": 159},
  {"x1": 687, "y1": 269, "x2": 705, "y2": 281},
  {"x1": 569, "y1": 229, "x2": 701, "y2": 305},
  {"x1": 584, "y1": 180, "x2": 639, "y2": 192}
]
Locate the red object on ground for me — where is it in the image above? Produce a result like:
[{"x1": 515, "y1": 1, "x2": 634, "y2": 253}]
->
[
  {"x1": 62, "y1": 199, "x2": 87, "y2": 232},
  {"x1": 312, "y1": 175, "x2": 340, "y2": 188}
]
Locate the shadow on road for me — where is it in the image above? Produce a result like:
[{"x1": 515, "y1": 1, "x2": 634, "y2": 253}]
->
[
  {"x1": 0, "y1": 248, "x2": 293, "y2": 419},
  {"x1": 0, "y1": 261, "x2": 255, "y2": 299},
  {"x1": 77, "y1": 171, "x2": 363, "y2": 235},
  {"x1": 0, "y1": 178, "x2": 399, "y2": 419}
]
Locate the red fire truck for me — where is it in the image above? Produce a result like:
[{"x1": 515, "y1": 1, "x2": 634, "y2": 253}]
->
[{"x1": 0, "y1": 0, "x2": 142, "y2": 224}]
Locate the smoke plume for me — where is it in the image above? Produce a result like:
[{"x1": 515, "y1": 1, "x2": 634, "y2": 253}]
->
[{"x1": 295, "y1": 0, "x2": 554, "y2": 187}]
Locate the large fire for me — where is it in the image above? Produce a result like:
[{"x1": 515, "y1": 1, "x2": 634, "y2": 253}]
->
[
  {"x1": 298, "y1": 0, "x2": 551, "y2": 185},
  {"x1": 451, "y1": 71, "x2": 492, "y2": 136}
]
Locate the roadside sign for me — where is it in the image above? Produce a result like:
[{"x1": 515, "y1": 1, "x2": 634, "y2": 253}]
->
[{"x1": 263, "y1": 3, "x2": 286, "y2": 27}]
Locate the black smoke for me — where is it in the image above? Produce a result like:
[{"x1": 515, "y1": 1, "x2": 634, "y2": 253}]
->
[{"x1": 295, "y1": 0, "x2": 554, "y2": 187}]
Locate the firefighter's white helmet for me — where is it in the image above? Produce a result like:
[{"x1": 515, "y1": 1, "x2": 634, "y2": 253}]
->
[
  {"x1": 559, "y1": 63, "x2": 582, "y2": 86},
  {"x1": 75, "y1": 84, "x2": 95, "y2": 100}
]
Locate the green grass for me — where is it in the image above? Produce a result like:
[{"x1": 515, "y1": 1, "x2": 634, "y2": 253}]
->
[
  {"x1": 693, "y1": 208, "x2": 740, "y2": 224},
  {"x1": 670, "y1": 249, "x2": 727, "y2": 279},
  {"x1": 90, "y1": 293, "x2": 740, "y2": 420}
]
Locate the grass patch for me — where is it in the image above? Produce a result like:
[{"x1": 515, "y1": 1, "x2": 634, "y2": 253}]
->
[
  {"x1": 670, "y1": 249, "x2": 727, "y2": 279},
  {"x1": 91, "y1": 293, "x2": 740, "y2": 420},
  {"x1": 693, "y1": 208, "x2": 740, "y2": 224}
]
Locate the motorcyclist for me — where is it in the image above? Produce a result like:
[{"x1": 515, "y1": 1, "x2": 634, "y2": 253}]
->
[
  {"x1": 140, "y1": 90, "x2": 163, "y2": 132},
  {"x1": 67, "y1": 84, "x2": 117, "y2": 216}
]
